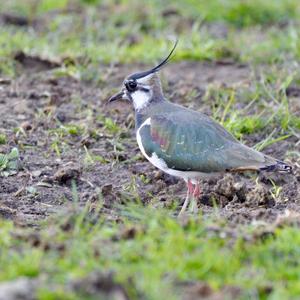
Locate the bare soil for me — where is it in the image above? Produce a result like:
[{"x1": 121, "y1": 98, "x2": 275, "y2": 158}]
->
[{"x1": 0, "y1": 59, "x2": 299, "y2": 225}]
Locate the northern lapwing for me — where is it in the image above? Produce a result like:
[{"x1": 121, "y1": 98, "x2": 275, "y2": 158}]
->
[{"x1": 108, "y1": 41, "x2": 292, "y2": 215}]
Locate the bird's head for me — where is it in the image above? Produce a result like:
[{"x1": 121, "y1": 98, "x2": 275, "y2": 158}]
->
[{"x1": 108, "y1": 40, "x2": 177, "y2": 111}]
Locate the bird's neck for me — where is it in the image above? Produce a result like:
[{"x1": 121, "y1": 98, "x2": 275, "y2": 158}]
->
[
  {"x1": 135, "y1": 112, "x2": 147, "y2": 131},
  {"x1": 135, "y1": 98, "x2": 168, "y2": 130}
]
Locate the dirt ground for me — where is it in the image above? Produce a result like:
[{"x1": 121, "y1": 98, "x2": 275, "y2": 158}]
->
[{"x1": 0, "y1": 59, "x2": 299, "y2": 226}]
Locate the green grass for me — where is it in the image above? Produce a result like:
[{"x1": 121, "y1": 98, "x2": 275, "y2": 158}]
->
[
  {"x1": 1, "y1": 0, "x2": 300, "y2": 76},
  {"x1": 3, "y1": 0, "x2": 300, "y2": 27},
  {"x1": 202, "y1": 65, "x2": 300, "y2": 148},
  {"x1": 1, "y1": 205, "x2": 300, "y2": 299},
  {"x1": 175, "y1": 0, "x2": 300, "y2": 27},
  {"x1": 0, "y1": 147, "x2": 20, "y2": 175},
  {"x1": 0, "y1": 133, "x2": 7, "y2": 144}
]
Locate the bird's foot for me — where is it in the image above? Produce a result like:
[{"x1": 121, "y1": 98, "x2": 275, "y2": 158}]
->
[
  {"x1": 178, "y1": 180, "x2": 194, "y2": 217},
  {"x1": 189, "y1": 183, "x2": 200, "y2": 214},
  {"x1": 178, "y1": 194, "x2": 190, "y2": 217},
  {"x1": 189, "y1": 196, "x2": 199, "y2": 214},
  {"x1": 178, "y1": 180, "x2": 200, "y2": 217}
]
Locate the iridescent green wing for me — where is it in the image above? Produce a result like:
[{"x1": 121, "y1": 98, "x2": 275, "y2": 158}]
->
[{"x1": 139, "y1": 111, "x2": 273, "y2": 173}]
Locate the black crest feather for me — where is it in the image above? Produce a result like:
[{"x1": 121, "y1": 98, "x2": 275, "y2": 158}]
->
[{"x1": 129, "y1": 39, "x2": 178, "y2": 80}]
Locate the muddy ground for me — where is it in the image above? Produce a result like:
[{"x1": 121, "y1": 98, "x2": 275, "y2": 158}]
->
[{"x1": 0, "y1": 59, "x2": 299, "y2": 226}]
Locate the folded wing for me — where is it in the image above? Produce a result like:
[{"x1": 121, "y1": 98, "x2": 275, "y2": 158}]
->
[{"x1": 139, "y1": 110, "x2": 278, "y2": 173}]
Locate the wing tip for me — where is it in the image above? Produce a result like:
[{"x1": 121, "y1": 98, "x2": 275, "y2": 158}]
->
[{"x1": 260, "y1": 160, "x2": 292, "y2": 173}]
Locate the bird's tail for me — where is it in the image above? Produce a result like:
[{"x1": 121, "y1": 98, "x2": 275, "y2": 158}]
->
[{"x1": 260, "y1": 159, "x2": 292, "y2": 173}]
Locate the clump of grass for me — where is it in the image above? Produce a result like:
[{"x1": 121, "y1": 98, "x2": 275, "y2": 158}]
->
[
  {"x1": 206, "y1": 87, "x2": 266, "y2": 139},
  {"x1": 224, "y1": 114, "x2": 265, "y2": 139},
  {"x1": 65, "y1": 124, "x2": 82, "y2": 136},
  {"x1": 83, "y1": 145, "x2": 108, "y2": 166},
  {"x1": 48, "y1": 124, "x2": 84, "y2": 138},
  {"x1": 0, "y1": 134, "x2": 7, "y2": 144},
  {"x1": 205, "y1": 67, "x2": 300, "y2": 145},
  {"x1": 104, "y1": 117, "x2": 121, "y2": 135},
  {"x1": 47, "y1": 123, "x2": 85, "y2": 157},
  {"x1": 96, "y1": 116, "x2": 123, "y2": 135},
  {"x1": 0, "y1": 147, "x2": 20, "y2": 176}
]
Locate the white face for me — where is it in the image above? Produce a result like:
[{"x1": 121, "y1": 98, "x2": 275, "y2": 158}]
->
[
  {"x1": 131, "y1": 89, "x2": 151, "y2": 111},
  {"x1": 127, "y1": 74, "x2": 153, "y2": 111}
]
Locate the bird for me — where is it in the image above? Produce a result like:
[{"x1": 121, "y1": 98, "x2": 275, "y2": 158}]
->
[{"x1": 108, "y1": 41, "x2": 292, "y2": 215}]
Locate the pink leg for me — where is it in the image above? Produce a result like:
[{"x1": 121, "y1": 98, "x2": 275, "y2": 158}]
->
[
  {"x1": 193, "y1": 182, "x2": 201, "y2": 198},
  {"x1": 187, "y1": 179, "x2": 194, "y2": 195},
  {"x1": 179, "y1": 179, "x2": 194, "y2": 216}
]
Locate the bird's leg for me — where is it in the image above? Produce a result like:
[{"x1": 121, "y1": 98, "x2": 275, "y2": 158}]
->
[
  {"x1": 193, "y1": 182, "x2": 201, "y2": 198},
  {"x1": 189, "y1": 181, "x2": 200, "y2": 213},
  {"x1": 179, "y1": 179, "x2": 194, "y2": 216}
]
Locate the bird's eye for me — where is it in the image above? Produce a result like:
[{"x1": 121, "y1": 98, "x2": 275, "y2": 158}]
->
[{"x1": 125, "y1": 80, "x2": 137, "y2": 92}]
